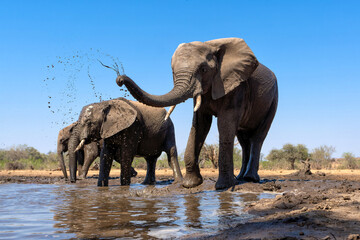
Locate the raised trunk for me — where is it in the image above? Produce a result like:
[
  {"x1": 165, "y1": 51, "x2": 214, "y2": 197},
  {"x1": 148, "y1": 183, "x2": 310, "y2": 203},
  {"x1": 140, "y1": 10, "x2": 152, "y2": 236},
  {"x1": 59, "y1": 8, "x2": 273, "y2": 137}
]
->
[
  {"x1": 121, "y1": 75, "x2": 193, "y2": 107},
  {"x1": 68, "y1": 128, "x2": 80, "y2": 183}
]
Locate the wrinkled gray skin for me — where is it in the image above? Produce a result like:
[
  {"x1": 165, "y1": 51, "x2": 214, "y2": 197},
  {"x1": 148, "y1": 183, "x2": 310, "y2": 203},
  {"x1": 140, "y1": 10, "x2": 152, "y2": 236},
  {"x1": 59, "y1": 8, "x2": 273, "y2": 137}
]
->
[
  {"x1": 116, "y1": 38, "x2": 278, "y2": 190},
  {"x1": 71, "y1": 98, "x2": 183, "y2": 186},
  {"x1": 57, "y1": 123, "x2": 137, "y2": 181}
]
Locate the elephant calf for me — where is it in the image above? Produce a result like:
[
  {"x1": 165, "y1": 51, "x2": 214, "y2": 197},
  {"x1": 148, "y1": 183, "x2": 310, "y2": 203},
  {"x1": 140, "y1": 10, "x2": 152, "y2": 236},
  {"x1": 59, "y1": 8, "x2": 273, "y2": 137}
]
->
[{"x1": 72, "y1": 98, "x2": 183, "y2": 186}]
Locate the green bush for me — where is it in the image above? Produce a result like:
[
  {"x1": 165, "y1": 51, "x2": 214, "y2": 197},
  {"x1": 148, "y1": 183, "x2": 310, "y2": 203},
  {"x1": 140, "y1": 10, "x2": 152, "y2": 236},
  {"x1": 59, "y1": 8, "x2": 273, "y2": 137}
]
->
[
  {"x1": 265, "y1": 144, "x2": 309, "y2": 170},
  {"x1": 339, "y1": 152, "x2": 359, "y2": 169}
]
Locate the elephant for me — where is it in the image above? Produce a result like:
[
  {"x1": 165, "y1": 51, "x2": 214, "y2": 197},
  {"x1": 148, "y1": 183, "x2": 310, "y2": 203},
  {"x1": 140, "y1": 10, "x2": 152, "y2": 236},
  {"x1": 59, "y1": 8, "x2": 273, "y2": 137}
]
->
[
  {"x1": 57, "y1": 122, "x2": 137, "y2": 182},
  {"x1": 116, "y1": 37, "x2": 278, "y2": 190},
  {"x1": 71, "y1": 98, "x2": 183, "y2": 186}
]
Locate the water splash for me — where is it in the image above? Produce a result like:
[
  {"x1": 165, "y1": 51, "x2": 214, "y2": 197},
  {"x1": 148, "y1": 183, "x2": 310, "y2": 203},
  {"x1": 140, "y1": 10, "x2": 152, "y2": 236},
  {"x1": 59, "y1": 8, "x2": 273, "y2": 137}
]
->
[{"x1": 43, "y1": 49, "x2": 129, "y2": 128}]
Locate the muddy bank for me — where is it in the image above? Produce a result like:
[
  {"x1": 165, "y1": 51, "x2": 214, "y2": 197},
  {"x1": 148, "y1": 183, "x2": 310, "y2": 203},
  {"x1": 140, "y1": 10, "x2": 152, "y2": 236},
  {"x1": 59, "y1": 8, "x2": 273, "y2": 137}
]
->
[{"x1": 1, "y1": 169, "x2": 360, "y2": 239}]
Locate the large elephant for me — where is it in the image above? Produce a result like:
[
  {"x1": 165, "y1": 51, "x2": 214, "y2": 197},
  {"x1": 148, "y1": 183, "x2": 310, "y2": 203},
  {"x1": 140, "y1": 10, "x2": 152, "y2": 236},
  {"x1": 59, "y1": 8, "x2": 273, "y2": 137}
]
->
[
  {"x1": 58, "y1": 122, "x2": 137, "y2": 182},
  {"x1": 72, "y1": 98, "x2": 183, "y2": 186},
  {"x1": 116, "y1": 38, "x2": 278, "y2": 190}
]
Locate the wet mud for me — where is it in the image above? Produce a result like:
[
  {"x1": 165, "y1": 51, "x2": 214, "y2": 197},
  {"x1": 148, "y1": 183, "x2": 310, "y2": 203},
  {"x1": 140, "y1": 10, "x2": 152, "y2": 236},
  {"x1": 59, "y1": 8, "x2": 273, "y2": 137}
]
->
[{"x1": 1, "y1": 169, "x2": 360, "y2": 239}]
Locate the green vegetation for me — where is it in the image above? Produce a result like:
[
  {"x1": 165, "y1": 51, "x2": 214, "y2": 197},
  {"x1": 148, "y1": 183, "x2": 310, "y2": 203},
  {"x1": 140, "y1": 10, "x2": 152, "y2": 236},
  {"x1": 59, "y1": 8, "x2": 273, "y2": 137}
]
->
[
  {"x1": 0, "y1": 145, "x2": 58, "y2": 170},
  {"x1": 1, "y1": 143, "x2": 359, "y2": 171},
  {"x1": 262, "y1": 143, "x2": 360, "y2": 170},
  {"x1": 264, "y1": 144, "x2": 309, "y2": 170}
]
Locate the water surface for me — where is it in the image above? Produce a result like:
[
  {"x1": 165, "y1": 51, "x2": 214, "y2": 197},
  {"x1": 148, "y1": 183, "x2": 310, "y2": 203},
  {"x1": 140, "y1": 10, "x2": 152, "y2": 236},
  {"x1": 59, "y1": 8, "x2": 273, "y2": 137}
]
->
[{"x1": 0, "y1": 183, "x2": 275, "y2": 239}]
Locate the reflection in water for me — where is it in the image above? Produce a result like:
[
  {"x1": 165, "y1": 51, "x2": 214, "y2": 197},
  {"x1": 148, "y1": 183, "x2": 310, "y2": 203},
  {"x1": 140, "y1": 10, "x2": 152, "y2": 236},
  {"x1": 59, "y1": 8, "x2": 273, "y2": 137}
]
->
[
  {"x1": 184, "y1": 194, "x2": 202, "y2": 229},
  {"x1": 0, "y1": 184, "x2": 276, "y2": 239}
]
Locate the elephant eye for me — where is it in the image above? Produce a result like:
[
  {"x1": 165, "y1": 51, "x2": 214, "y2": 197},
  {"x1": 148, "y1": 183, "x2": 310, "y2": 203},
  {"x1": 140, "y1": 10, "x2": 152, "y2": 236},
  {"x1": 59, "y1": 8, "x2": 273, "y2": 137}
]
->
[{"x1": 201, "y1": 67, "x2": 207, "y2": 73}]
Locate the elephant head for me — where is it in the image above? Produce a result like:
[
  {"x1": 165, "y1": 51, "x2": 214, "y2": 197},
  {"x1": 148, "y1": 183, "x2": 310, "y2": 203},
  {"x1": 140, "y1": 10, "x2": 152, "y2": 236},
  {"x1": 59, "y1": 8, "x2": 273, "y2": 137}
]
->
[
  {"x1": 116, "y1": 38, "x2": 258, "y2": 112},
  {"x1": 68, "y1": 99, "x2": 137, "y2": 182}
]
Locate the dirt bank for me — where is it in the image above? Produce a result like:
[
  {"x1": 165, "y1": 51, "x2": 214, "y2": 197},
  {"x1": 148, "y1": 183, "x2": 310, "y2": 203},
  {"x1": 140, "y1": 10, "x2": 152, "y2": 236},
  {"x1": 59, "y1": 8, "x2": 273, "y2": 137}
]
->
[{"x1": 1, "y1": 169, "x2": 360, "y2": 239}]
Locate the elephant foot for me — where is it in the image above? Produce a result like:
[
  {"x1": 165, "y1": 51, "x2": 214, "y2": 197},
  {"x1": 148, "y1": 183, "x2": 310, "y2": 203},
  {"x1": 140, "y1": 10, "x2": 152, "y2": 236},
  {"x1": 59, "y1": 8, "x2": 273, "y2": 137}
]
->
[
  {"x1": 131, "y1": 168, "x2": 138, "y2": 178},
  {"x1": 121, "y1": 179, "x2": 131, "y2": 186},
  {"x1": 77, "y1": 175, "x2": 85, "y2": 180},
  {"x1": 182, "y1": 173, "x2": 203, "y2": 188},
  {"x1": 97, "y1": 179, "x2": 109, "y2": 187},
  {"x1": 172, "y1": 175, "x2": 183, "y2": 184},
  {"x1": 242, "y1": 172, "x2": 260, "y2": 183},
  {"x1": 142, "y1": 180, "x2": 156, "y2": 185},
  {"x1": 215, "y1": 174, "x2": 236, "y2": 190},
  {"x1": 70, "y1": 179, "x2": 76, "y2": 183}
]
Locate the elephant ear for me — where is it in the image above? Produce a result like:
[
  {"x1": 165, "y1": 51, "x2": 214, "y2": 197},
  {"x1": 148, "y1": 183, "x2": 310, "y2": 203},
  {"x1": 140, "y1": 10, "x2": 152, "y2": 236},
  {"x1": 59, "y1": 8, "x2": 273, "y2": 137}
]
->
[
  {"x1": 60, "y1": 122, "x2": 77, "y2": 143},
  {"x1": 100, "y1": 100, "x2": 137, "y2": 139},
  {"x1": 206, "y1": 38, "x2": 259, "y2": 100}
]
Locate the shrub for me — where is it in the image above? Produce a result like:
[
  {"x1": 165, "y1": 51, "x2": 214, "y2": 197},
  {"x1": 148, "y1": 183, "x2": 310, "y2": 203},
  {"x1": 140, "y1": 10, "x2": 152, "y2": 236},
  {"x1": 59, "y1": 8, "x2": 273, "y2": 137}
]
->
[
  {"x1": 310, "y1": 145, "x2": 335, "y2": 169},
  {"x1": 341, "y1": 152, "x2": 359, "y2": 169},
  {"x1": 6, "y1": 161, "x2": 25, "y2": 170}
]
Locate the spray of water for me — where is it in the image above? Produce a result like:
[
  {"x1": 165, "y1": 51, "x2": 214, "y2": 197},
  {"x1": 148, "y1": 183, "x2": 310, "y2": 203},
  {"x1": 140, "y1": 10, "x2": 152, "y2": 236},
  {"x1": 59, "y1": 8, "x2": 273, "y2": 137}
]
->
[{"x1": 43, "y1": 49, "x2": 129, "y2": 128}]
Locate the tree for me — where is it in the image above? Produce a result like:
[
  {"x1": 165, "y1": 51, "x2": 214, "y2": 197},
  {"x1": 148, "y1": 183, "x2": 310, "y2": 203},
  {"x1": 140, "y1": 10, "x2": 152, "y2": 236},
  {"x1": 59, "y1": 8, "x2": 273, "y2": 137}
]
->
[
  {"x1": 199, "y1": 143, "x2": 219, "y2": 168},
  {"x1": 283, "y1": 144, "x2": 309, "y2": 170},
  {"x1": 266, "y1": 144, "x2": 309, "y2": 170},
  {"x1": 310, "y1": 145, "x2": 335, "y2": 169}
]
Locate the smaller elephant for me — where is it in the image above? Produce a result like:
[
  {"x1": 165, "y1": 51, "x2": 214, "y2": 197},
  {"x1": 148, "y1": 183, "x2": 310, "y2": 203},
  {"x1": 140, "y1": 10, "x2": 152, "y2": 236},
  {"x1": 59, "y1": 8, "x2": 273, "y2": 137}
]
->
[
  {"x1": 57, "y1": 122, "x2": 137, "y2": 181},
  {"x1": 73, "y1": 98, "x2": 183, "y2": 186}
]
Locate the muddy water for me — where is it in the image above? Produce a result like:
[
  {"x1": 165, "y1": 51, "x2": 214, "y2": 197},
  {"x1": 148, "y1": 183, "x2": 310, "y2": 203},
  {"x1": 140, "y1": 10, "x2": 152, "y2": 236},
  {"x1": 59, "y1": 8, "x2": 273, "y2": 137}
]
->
[{"x1": 0, "y1": 183, "x2": 275, "y2": 239}]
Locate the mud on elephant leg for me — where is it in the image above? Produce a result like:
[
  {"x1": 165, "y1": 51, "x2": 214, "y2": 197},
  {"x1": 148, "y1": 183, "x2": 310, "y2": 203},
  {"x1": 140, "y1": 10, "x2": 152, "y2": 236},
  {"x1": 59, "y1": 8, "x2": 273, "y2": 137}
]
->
[
  {"x1": 236, "y1": 133, "x2": 251, "y2": 181},
  {"x1": 182, "y1": 113, "x2": 212, "y2": 188},
  {"x1": 242, "y1": 142, "x2": 261, "y2": 182},
  {"x1": 142, "y1": 156, "x2": 157, "y2": 185},
  {"x1": 97, "y1": 146, "x2": 114, "y2": 187},
  {"x1": 215, "y1": 116, "x2": 237, "y2": 190},
  {"x1": 242, "y1": 99, "x2": 277, "y2": 183}
]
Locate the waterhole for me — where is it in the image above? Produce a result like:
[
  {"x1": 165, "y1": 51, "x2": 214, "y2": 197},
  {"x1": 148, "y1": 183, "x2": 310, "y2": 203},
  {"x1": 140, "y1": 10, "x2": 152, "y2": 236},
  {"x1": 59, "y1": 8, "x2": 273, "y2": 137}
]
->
[{"x1": 0, "y1": 183, "x2": 275, "y2": 239}]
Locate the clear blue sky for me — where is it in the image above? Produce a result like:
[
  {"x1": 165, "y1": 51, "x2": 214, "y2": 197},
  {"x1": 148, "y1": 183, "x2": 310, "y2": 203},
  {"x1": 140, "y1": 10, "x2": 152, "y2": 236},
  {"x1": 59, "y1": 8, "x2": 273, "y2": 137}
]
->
[{"x1": 0, "y1": 1, "x2": 359, "y2": 158}]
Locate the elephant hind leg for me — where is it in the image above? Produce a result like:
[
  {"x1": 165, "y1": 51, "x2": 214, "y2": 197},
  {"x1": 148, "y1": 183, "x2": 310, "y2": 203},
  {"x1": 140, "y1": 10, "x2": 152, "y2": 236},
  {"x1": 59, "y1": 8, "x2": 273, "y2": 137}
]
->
[
  {"x1": 236, "y1": 132, "x2": 251, "y2": 181},
  {"x1": 164, "y1": 130, "x2": 183, "y2": 183},
  {"x1": 242, "y1": 99, "x2": 278, "y2": 183},
  {"x1": 142, "y1": 156, "x2": 158, "y2": 185}
]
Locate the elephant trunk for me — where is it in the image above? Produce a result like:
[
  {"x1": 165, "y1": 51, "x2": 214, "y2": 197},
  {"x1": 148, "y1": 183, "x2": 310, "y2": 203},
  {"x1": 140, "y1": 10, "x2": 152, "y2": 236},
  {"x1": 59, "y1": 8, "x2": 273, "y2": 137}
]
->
[
  {"x1": 117, "y1": 72, "x2": 196, "y2": 108},
  {"x1": 68, "y1": 127, "x2": 80, "y2": 183},
  {"x1": 57, "y1": 147, "x2": 68, "y2": 180}
]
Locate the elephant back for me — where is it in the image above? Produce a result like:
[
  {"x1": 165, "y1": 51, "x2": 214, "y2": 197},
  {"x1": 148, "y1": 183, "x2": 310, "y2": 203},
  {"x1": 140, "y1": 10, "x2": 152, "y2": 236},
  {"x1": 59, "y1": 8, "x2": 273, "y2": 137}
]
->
[{"x1": 128, "y1": 101, "x2": 169, "y2": 136}]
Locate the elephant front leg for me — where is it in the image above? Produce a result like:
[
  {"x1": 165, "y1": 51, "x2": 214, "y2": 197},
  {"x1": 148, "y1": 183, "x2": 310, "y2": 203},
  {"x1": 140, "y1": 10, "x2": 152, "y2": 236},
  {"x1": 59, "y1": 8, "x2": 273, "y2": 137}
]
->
[
  {"x1": 97, "y1": 146, "x2": 113, "y2": 187},
  {"x1": 119, "y1": 147, "x2": 137, "y2": 186},
  {"x1": 76, "y1": 150, "x2": 85, "y2": 179},
  {"x1": 80, "y1": 143, "x2": 99, "y2": 179},
  {"x1": 216, "y1": 115, "x2": 237, "y2": 190},
  {"x1": 183, "y1": 112, "x2": 212, "y2": 188}
]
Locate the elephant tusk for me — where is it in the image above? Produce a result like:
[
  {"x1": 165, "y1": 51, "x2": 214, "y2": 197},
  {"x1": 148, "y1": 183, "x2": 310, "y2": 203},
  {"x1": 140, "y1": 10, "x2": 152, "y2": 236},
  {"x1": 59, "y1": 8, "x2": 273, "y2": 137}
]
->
[
  {"x1": 194, "y1": 94, "x2": 201, "y2": 112},
  {"x1": 75, "y1": 139, "x2": 85, "y2": 152},
  {"x1": 164, "y1": 105, "x2": 176, "y2": 121}
]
